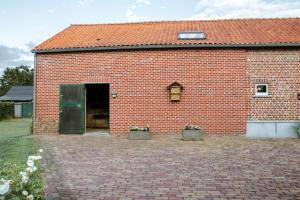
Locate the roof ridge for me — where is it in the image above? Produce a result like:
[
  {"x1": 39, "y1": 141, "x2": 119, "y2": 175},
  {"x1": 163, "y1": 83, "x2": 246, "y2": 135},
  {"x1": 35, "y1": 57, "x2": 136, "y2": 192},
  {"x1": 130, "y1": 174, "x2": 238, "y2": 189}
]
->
[{"x1": 70, "y1": 17, "x2": 300, "y2": 26}]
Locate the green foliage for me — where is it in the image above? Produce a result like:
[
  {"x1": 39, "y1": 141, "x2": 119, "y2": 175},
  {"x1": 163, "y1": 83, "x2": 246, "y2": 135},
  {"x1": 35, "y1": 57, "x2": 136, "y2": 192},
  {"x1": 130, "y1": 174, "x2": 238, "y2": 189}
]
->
[
  {"x1": 0, "y1": 65, "x2": 33, "y2": 96},
  {"x1": 0, "y1": 119, "x2": 44, "y2": 199},
  {"x1": 0, "y1": 102, "x2": 14, "y2": 121},
  {"x1": 0, "y1": 160, "x2": 44, "y2": 200}
]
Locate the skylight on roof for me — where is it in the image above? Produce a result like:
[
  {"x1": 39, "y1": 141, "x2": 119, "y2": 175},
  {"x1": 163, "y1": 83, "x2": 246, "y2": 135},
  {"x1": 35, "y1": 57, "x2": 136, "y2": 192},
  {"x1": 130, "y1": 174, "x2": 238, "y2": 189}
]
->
[{"x1": 178, "y1": 32, "x2": 206, "y2": 40}]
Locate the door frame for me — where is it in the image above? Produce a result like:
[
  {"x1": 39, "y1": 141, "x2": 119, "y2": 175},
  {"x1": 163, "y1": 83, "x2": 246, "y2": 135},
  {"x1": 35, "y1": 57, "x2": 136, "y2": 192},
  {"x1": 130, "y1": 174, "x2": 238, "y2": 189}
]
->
[{"x1": 84, "y1": 82, "x2": 110, "y2": 133}]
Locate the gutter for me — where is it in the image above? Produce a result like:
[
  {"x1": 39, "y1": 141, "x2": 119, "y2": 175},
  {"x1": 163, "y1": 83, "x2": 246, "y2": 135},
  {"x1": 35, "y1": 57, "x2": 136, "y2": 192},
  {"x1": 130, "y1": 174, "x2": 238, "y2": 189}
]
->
[{"x1": 32, "y1": 43, "x2": 300, "y2": 54}]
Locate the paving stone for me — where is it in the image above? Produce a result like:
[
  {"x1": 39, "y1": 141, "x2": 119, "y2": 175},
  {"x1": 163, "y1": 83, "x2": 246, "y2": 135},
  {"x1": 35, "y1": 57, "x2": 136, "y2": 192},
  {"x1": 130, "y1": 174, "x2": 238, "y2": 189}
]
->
[{"x1": 39, "y1": 135, "x2": 300, "y2": 199}]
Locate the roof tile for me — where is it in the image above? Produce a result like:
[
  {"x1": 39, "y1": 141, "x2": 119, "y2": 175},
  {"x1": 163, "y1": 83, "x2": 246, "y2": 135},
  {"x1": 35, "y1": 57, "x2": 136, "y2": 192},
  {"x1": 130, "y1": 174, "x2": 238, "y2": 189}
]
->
[{"x1": 33, "y1": 18, "x2": 300, "y2": 51}]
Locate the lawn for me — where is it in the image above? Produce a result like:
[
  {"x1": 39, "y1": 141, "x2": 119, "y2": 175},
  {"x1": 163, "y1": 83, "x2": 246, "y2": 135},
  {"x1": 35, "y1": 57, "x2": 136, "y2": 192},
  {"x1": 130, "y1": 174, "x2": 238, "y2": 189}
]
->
[
  {"x1": 0, "y1": 118, "x2": 44, "y2": 199},
  {"x1": 0, "y1": 118, "x2": 37, "y2": 164}
]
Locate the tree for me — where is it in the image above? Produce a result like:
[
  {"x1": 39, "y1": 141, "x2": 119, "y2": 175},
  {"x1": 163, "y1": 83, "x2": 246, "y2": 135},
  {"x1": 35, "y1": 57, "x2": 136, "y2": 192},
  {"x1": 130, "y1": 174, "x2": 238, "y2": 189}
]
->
[{"x1": 0, "y1": 65, "x2": 34, "y2": 96}]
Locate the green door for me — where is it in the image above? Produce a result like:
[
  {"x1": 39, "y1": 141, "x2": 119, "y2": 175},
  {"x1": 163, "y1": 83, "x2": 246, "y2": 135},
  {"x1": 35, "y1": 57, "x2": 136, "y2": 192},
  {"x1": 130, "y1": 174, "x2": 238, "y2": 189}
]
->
[
  {"x1": 22, "y1": 102, "x2": 33, "y2": 118},
  {"x1": 59, "y1": 84, "x2": 85, "y2": 134}
]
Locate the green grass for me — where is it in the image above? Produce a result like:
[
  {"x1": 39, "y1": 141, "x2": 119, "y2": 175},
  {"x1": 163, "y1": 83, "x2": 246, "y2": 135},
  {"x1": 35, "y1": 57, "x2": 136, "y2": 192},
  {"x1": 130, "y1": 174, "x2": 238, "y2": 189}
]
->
[
  {"x1": 0, "y1": 118, "x2": 44, "y2": 199},
  {"x1": 0, "y1": 118, "x2": 37, "y2": 165}
]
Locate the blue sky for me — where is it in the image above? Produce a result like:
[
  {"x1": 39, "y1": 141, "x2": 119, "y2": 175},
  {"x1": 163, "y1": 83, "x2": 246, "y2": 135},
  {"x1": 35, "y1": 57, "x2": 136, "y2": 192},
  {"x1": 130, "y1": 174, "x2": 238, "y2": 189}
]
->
[{"x1": 0, "y1": 0, "x2": 299, "y2": 72}]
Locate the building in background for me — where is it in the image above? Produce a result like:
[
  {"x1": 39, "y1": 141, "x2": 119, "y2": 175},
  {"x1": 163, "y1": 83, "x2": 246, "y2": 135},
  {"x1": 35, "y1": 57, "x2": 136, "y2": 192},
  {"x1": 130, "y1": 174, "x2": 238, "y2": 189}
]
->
[{"x1": 0, "y1": 86, "x2": 33, "y2": 118}]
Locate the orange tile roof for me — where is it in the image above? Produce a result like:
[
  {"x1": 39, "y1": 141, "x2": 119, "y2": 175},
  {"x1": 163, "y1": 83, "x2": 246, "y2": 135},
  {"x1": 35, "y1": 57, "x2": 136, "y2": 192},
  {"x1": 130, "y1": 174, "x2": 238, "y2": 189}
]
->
[{"x1": 33, "y1": 18, "x2": 300, "y2": 52}]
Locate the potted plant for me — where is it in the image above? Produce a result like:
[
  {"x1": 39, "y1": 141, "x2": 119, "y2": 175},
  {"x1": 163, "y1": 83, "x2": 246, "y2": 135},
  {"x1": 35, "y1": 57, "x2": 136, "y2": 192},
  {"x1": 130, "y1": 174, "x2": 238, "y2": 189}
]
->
[
  {"x1": 182, "y1": 125, "x2": 204, "y2": 141},
  {"x1": 128, "y1": 125, "x2": 151, "y2": 140}
]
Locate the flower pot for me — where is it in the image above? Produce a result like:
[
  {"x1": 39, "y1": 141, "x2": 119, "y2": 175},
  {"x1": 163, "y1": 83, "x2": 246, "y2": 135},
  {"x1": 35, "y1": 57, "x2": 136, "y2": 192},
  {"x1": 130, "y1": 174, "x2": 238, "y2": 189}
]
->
[
  {"x1": 182, "y1": 129, "x2": 203, "y2": 141},
  {"x1": 128, "y1": 131, "x2": 151, "y2": 140}
]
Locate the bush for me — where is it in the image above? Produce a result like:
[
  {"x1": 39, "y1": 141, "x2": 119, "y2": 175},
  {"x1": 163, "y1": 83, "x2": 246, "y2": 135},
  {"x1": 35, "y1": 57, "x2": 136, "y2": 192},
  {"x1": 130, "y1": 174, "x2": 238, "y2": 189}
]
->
[
  {"x1": 0, "y1": 150, "x2": 44, "y2": 199},
  {"x1": 0, "y1": 102, "x2": 14, "y2": 121}
]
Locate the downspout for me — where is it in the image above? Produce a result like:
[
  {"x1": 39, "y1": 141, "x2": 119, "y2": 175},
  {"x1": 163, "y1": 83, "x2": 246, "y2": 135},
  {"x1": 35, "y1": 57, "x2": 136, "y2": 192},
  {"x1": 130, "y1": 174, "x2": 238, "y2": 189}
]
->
[{"x1": 33, "y1": 54, "x2": 37, "y2": 124}]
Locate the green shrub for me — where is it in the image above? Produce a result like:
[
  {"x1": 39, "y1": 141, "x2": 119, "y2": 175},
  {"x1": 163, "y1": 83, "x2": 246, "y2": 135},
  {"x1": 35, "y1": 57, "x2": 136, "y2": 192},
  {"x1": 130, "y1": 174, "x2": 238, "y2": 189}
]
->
[
  {"x1": 0, "y1": 102, "x2": 14, "y2": 121},
  {"x1": 0, "y1": 154, "x2": 44, "y2": 199}
]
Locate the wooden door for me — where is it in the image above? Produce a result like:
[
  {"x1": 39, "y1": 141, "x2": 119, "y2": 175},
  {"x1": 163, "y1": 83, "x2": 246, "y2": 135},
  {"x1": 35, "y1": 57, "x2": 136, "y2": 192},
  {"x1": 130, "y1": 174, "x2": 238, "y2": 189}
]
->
[{"x1": 59, "y1": 84, "x2": 85, "y2": 134}]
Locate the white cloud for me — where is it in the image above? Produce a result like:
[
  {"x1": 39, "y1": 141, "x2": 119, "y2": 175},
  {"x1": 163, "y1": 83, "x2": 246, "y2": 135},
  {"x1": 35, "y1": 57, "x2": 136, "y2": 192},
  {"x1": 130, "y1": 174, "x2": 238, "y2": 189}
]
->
[
  {"x1": 0, "y1": 42, "x2": 34, "y2": 70},
  {"x1": 77, "y1": 0, "x2": 94, "y2": 8},
  {"x1": 189, "y1": 0, "x2": 300, "y2": 20},
  {"x1": 126, "y1": 0, "x2": 152, "y2": 21},
  {"x1": 47, "y1": 9, "x2": 56, "y2": 13},
  {"x1": 126, "y1": 5, "x2": 142, "y2": 21},
  {"x1": 136, "y1": 0, "x2": 151, "y2": 6}
]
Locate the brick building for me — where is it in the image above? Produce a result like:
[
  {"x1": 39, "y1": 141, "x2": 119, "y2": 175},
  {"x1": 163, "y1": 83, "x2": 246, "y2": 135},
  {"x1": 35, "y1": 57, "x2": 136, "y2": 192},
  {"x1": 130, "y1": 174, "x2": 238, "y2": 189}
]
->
[{"x1": 32, "y1": 18, "x2": 300, "y2": 137}]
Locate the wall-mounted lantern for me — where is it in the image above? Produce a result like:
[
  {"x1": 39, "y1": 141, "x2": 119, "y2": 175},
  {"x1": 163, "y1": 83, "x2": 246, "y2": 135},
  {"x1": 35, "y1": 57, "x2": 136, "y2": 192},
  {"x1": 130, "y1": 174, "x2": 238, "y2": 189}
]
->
[
  {"x1": 112, "y1": 91, "x2": 118, "y2": 99},
  {"x1": 297, "y1": 92, "x2": 300, "y2": 100},
  {"x1": 167, "y1": 82, "x2": 183, "y2": 101}
]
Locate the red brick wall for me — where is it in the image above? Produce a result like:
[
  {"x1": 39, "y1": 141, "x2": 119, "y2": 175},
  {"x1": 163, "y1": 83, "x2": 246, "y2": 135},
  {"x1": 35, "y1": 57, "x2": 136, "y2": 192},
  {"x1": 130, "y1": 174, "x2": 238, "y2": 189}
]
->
[
  {"x1": 247, "y1": 50, "x2": 300, "y2": 121},
  {"x1": 34, "y1": 49, "x2": 250, "y2": 135}
]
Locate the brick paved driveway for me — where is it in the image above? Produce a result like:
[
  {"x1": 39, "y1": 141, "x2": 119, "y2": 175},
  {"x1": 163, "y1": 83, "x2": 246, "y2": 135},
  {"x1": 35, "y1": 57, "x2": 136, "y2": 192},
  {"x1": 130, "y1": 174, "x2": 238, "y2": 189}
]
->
[{"x1": 40, "y1": 135, "x2": 300, "y2": 199}]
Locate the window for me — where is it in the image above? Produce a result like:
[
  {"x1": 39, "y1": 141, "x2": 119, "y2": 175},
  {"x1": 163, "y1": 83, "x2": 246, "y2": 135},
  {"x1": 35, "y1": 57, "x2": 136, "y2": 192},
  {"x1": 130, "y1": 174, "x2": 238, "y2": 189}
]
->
[
  {"x1": 255, "y1": 84, "x2": 268, "y2": 96},
  {"x1": 178, "y1": 32, "x2": 206, "y2": 40}
]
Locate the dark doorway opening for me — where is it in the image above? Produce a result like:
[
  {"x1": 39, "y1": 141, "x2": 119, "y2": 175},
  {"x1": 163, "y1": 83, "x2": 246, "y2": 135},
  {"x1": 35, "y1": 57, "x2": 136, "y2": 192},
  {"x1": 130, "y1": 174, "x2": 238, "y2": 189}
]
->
[{"x1": 85, "y1": 84, "x2": 109, "y2": 133}]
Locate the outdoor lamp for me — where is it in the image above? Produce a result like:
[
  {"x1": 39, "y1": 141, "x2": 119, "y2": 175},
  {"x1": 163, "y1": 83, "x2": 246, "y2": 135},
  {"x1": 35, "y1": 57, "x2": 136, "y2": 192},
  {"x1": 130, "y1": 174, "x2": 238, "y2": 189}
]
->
[{"x1": 112, "y1": 91, "x2": 118, "y2": 98}]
